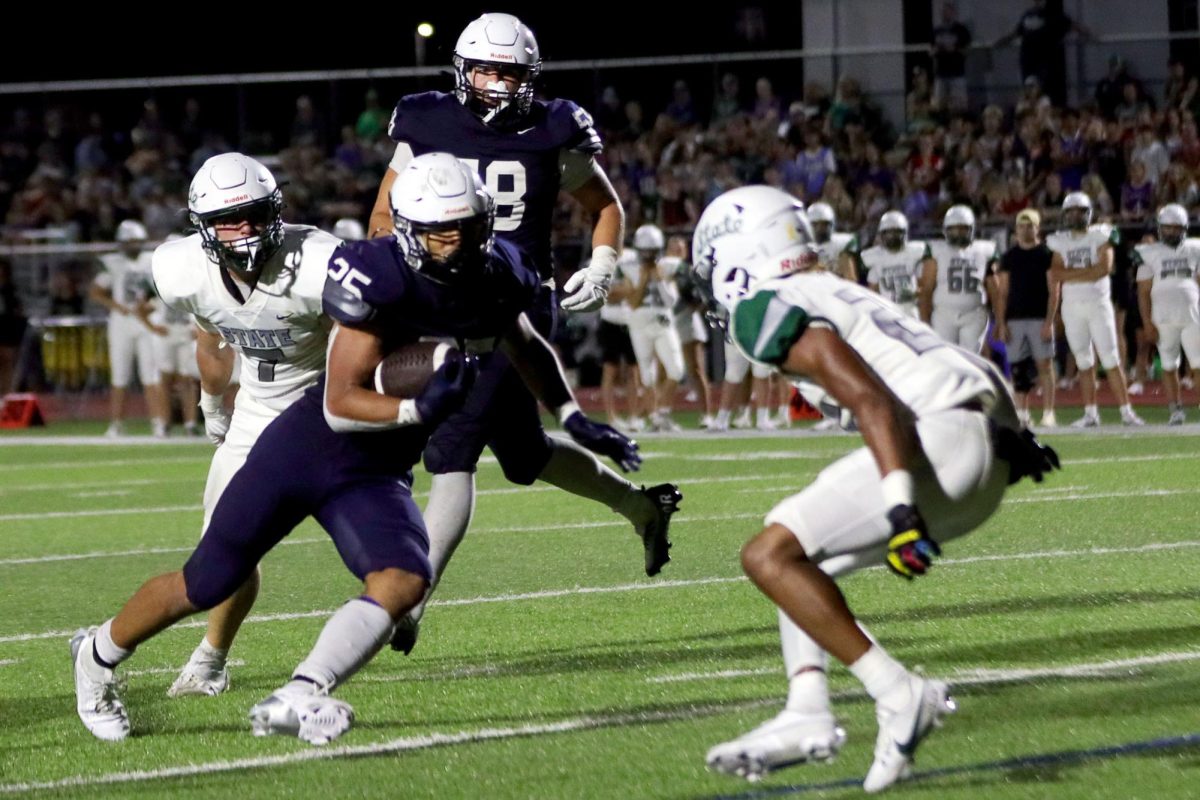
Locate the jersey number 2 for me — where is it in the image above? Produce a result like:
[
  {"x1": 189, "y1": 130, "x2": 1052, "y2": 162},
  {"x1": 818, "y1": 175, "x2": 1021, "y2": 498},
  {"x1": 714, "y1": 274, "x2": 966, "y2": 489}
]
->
[{"x1": 461, "y1": 159, "x2": 526, "y2": 232}]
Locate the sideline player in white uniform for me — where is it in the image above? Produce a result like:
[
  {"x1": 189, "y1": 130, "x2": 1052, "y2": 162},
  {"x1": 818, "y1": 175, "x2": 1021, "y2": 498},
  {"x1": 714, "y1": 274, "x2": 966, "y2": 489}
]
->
[
  {"x1": 625, "y1": 224, "x2": 685, "y2": 431},
  {"x1": 1135, "y1": 204, "x2": 1200, "y2": 425},
  {"x1": 665, "y1": 235, "x2": 716, "y2": 427},
  {"x1": 864, "y1": 211, "x2": 931, "y2": 318},
  {"x1": 144, "y1": 255, "x2": 202, "y2": 437},
  {"x1": 154, "y1": 153, "x2": 341, "y2": 696},
  {"x1": 692, "y1": 186, "x2": 1059, "y2": 792},
  {"x1": 598, "y1": 254, "x2": 643, "y2": 429},
  {"x1": 1046, "y1": 192, "x2": 1143, "y2": 427},
  {"x1": 808, "y1": 201, "x2": 861, "y2": 282},
  {"x1": 90, "y1": 220, "x2": 169, "y2": 437},
  {"x1": 920, "y1": 205, "x2": 996, "y2": 352}
]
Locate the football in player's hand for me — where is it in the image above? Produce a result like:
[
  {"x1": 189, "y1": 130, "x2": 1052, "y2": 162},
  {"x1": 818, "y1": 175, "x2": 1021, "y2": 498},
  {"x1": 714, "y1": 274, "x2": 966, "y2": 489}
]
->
[{"x1": 374, "y1": 342, "x2": 461, "y2": 398}]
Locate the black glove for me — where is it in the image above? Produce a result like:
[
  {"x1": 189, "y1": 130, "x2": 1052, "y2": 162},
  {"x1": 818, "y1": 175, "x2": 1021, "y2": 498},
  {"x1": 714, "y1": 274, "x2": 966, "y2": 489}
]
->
[
  {"x1": 885, "y1": 504, "x2": 941, "y2": 580},
  {"x1": 996, "y1": 426, "x2": 1061, "y2": 485},
  {"x1": 563, "y1": 411, "x2": 642, "y2": 472},
  {"x1": 415, "y1": 352, "x2": 478, "y2": 427}
]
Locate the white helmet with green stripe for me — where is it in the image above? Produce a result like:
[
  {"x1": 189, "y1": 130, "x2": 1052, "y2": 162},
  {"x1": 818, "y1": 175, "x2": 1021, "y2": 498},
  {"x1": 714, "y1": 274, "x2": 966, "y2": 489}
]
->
[{"x1": 692, "y1": 186, "x2": 818, "y2": 313}]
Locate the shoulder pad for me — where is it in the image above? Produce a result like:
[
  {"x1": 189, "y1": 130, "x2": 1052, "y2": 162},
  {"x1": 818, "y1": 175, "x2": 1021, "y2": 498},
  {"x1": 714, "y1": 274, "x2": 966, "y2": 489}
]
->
[
  {"x1": 731, "y1": 288, "x2": 811, "y2": 366},
  {"x1": 322, "y1": 240, "x2": 403, "y2": 326},
  {"x1": 389, "y1": 91, "x2": 455, "y2": 142},
  {"x1": 151, "y1": 236, "x2": 204, "y2": 309},
  {"x1": 542, "y1": 98, "x2": 603, "y2": 155}
]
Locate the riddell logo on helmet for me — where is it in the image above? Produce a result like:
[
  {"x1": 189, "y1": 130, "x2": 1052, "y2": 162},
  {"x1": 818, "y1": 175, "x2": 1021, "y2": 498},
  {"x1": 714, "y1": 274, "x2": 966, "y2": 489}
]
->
[
  {"x1": 444, "y1": 205, "x2": 470, "y2": 215},
  {"x1": 224, "y1": 195, "x2": 251, "y2": 205},
  {"x1": 780, "y1": 253, "x2": 818, "y2": 274},
  {"x1": 490, "y1": 53, "x2": 515, "y2": 61}
]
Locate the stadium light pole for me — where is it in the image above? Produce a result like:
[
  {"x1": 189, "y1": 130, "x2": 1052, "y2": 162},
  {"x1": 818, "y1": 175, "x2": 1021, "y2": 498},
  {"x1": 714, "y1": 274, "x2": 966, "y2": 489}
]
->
[{"x1": 415, "y1": 23, "x2": 434, "y2": 67}]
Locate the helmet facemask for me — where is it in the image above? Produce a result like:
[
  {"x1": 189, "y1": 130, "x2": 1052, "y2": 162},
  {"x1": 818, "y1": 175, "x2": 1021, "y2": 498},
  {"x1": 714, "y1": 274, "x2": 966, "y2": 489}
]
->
[
  {"x1": 1062, "y1": 206, "x2": 1090, "y2": 232},
  {"x1": 393, "y1": 205, "x2": 495, "y2": 285},
  {"x1": 945, "y1": 225, "x2": 973, "y2": 248},
  {"x1": 193, "y1": 190, "x2": 284, "y2": 279},
  {"x1": 811, "y1": 220, "x2": 832, "y2": 244},
  {"x1": 453, "y1": 57, "x2": 540, "y2": 125},
  {"x1": 1159, "y1": 224, "x2": 1185, "y2": 248},
  {"x1": 880, "y1": 228, "x2": 907, "y2": 251}
]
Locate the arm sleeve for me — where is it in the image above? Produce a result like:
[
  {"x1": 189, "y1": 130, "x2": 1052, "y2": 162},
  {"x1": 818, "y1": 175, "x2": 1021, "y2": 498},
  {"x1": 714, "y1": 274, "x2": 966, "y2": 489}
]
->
[
  {"x1": 558, "y1": 150, "x2": 601, "y2": 193},
  {"x1": 388, "y1": 141, "x2": 414, "y2": 174},
  {"x1": 731, "y1": 288, "x2": 811, "y2": 366}
]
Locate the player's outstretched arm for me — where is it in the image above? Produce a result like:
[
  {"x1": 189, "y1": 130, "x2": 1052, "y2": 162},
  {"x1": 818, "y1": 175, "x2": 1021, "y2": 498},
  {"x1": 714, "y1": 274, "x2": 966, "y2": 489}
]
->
[
  {"x1": 196, "y1": 328, "x2": 236, "y2": 445},
  {"x1": 918, "y1": 258, "x2": 936, "y2": 323},
  {"x1": 501, "y1": 313, "x2": 640, "y2": 471},
  {"x1": 561, "y1": 171, "x2": 625, "y2": 313},
  {"x1": 780, "y1": 327, "x2": 934, "y2": 578},
  {"x1": 368, "y1": 168, "x2": 400, "y2": 239}
]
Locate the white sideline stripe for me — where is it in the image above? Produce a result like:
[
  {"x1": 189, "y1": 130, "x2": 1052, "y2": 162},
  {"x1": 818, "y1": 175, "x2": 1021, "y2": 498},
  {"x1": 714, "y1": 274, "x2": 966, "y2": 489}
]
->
[
  {"x1": 0, "y1": 456, "x2": 209, "y2": 472},
  {"x1": 4, "y1": 539, "x2": 1200, "y2": 646},
  {"x1": 0, "y1": 658, "x2": 18, "y2": 667},
  {"x1": 72, "y1": 490, "x2": 132, "y2": 499},
  {"x1": 3, "y1": 651, "x2": 1197, "y2": 793},
  {"x1": 0, "y1": 477, "x2": 197, "y2": 494},
  {"x1": 648, "y1": 650, "x2": 1200, "y2": 686}
]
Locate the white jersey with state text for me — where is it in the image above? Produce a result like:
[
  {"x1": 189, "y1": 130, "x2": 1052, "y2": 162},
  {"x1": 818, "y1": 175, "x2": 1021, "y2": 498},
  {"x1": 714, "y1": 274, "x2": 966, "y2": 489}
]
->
[
  {"x1": 928, "y1": 239, "x2": 996, "y2": 313},
  {"x1": 1133, "y1": 239, "x2": 1200, "y2": 325},
  {"x1": 864, "y1": 241, "x2": 930, "y2": 307},
  {"x1": 152, "y1": 225, "x2": 339, "y2": 413},
  {"x1": 1046, "y1": 224, "x2": 1118, "y2": 305}
]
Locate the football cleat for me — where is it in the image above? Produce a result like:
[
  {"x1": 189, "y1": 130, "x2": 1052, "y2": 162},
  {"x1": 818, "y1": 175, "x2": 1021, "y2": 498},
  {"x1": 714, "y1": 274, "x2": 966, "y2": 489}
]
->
[
  {"x1": 1168, "y1": 408, "x2": 1186, "y2": 426},
  {"x1": 650, "y1": 413, "x2": 683, "y2": 433},
  {"x1": 732, "y1": 409, "x2": 753, "y2": 429},
  {"x1": 1039, "y1": 410, "x2": 1057, "y2": 428},
  {"x1": 167, "y1": 659, "x2": 230, "y2": 698},
  {"x1": 1121, "y1": 408, "x2": 1145, "y2": 426},
  {"x1": 389, "y1": 613, "x2": 421, "y2": 654},
  {"x1": 70, "y1": 627, "x2": 130, "y2": 742},
  {"x1": 863, "y1": 677, "x2": 956, "y2": 793},
  {"x1": 1127, "y1": 381, "x2": 1144, "y2": 396},
  {"x1": 103, "y1": 422, "x2": 125, "y2": 439},
  {"x1": 1071, "y1": 412, "x2": 1100, "y2": 428},
  {"x1": 249, "y1": 686, "x2": 354, "y2": 746},
  {"x1": 706, "y1": 710, "x2": 847, "y2": 781},
  {"x1": 637, "y1": 483, "x2": 681, "y2": 576}
]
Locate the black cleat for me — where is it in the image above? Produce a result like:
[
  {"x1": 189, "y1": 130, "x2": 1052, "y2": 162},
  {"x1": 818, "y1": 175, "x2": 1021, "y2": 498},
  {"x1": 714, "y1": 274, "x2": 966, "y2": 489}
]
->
[
  {"x1": 638, "y1": 483, "x2": 681, "y2": 576},
  {"x1": 389, "y1": 614, "x2": 421, "y2": 655}
]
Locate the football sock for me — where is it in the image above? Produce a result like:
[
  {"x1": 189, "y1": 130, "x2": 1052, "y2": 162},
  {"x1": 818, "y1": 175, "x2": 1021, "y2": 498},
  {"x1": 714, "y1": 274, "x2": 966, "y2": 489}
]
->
[
  {"x1": 756, "y1": 408, "x2": 770, "y2": 426},
  {"x1": 539, "y1": 438, "x2": 649, "y2": 526},
  {"x1": 1085, "y1": 404, "x2": 1099, "y2": 417},
  {"x1": 409, "y1": 471, "x2": 476, "y2": 623},
  {"x1": 849, "y1": 644, "x2": 911, "y2": 710},
  {"x1": 776, "y1": 404, "x2": 789, "y2": 420},
  {"x1": 715, "y1": 409, "x2": 731, "y2": 426},
  {"x1": 779, "y1": 610, "x2": 830, "y2": 714},
  {"x1": 292, "y1": 598, "x2": 394, "y2": 693},
  {"x1": 89, "y1": 619, "x2": 132, "y2": 677},
  {"x1": 194, "y1": 637, "x2": 228, "y2": 666}
]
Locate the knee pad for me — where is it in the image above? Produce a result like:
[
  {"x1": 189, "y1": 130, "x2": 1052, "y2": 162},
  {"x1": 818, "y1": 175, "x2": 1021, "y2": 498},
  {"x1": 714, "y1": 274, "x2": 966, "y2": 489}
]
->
[{"x1": 1011, "y1": 358, "x2": 1038, "y2": 393}]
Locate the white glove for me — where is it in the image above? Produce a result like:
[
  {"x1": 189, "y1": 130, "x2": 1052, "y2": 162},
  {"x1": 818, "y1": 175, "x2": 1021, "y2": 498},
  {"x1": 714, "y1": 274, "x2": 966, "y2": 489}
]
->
[
  {"x1": 199, "y1": 390, "x2": 231, "y2": 446},
  {"x1": 560, "y1": 245, "x2": 617, "y2": 313}
]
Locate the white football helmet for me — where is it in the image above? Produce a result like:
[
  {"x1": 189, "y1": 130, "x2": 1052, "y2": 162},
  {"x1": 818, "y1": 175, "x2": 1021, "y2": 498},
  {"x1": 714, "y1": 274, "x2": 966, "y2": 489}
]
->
[
  {"x1": 1157, "y1": 203, "x2": 1189, "y2": 247},
  {"x1": 633, "y1": 224, "x2": 665, "y2": 256},
  {"x1": 807, "y1": 201, "x2": 835, "y2": 243},
  {"x1": 943, "y1": 204, "x2": 976, "y2": 247},
  {"x1": 389, "y1": 152, "x2": 495, "y2": 284},
  {"x1": 115, "y1": 219, "x2": 147, "y2": 242},
  {"x1": 877, "y1": 210, "x2": 909, "y2": 251},
  {"x1": 189, "y1": 153, "x2": 284, "y2": 275},
  {"x1": 1062, "y1": 191, "x2": 1093, "y2": 231},
  {"x1": 453, "y1": 13, "x2": 541, "y2": 124},
  {"x1": 332, "y1": 218, "x2": 365, "y2": 241},
  {"x1": 692, "y1": 186, "x2": 817, "y2": 314}
]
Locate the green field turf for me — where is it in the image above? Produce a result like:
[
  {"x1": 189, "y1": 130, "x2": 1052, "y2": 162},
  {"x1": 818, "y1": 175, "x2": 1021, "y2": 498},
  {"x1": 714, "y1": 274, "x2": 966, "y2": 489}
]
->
[{"x1": 1, "y1": 427, "x2": 1198, "y2": 798}]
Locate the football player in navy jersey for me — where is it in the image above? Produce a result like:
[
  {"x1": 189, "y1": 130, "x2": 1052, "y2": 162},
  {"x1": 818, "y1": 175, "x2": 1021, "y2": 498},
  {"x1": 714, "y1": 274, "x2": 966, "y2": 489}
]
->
[
  {"x1": 368, "y1": 12, "x2": 680, "y2": 653},
  {"x1": 70, "y1": 153, "x2": 641, "y2": 746}
]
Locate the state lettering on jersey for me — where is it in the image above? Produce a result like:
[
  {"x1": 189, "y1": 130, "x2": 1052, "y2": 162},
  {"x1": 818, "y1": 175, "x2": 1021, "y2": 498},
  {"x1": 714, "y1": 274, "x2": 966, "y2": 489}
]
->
[
  {"x1": 1065, "y1": 246, "x2": 1094, "y2": 268},
  {"x1": 879, "y1": 267, "x2": 917, "y2": 300},
  {"x1": 1160, "y1": 257, "x2": 1193, "y2": 279}
]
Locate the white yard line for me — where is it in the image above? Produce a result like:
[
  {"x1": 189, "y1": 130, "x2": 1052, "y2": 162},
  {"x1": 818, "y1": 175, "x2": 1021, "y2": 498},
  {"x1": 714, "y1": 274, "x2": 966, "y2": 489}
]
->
[
  {"x1": 1, "y1": 649, "x2": 1196, "y2": 794},
  {"x1": 4, "y1": 539, "x2": 1199, "y2": 646},
  {"x1": 0, "y1": 658, "x2": 18, "y2": 667},
  {"x1": 0, "y1": 456, "x2": 210, "y2": 471},
  {"x1": 0, "y1": 477, "x2": 197, "y2": 494},
  {"x1": 124, "y1": 659, "x2": 245, "y2": 678},
  {"x1": 72, "y1": 490, "x2": 133, "y2": 499}
]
